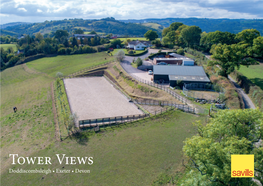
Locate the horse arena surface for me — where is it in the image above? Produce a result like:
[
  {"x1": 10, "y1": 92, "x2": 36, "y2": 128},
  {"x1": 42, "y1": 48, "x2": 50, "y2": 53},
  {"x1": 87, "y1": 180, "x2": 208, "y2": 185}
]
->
[{"x1": 63, "y1": 77, "x2": 143, "y2": 122}]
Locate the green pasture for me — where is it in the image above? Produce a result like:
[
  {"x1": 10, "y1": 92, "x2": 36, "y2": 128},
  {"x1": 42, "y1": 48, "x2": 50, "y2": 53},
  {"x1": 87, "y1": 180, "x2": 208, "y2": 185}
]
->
[
  {"x1": 26, "y1": 53, "x2": 113, "y2": 78},
  {"x1": 1, "y1": 109, "x2": 205, "y2": 185},
  {"x1": 238, "y1": 63, "x2": 263, "y2": 90},
  {"x1": 1, "y1": 51, "x2": 205, "y2": 185},
  {"x1": 0, "y1": 44, "x2": 17, "y2": 52}
]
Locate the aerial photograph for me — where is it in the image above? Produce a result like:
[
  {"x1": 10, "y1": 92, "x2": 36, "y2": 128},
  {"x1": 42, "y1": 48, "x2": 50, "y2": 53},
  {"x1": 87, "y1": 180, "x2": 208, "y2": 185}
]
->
[{"x1": 0, "y1": 0, "x2": 262, "y2": 185}]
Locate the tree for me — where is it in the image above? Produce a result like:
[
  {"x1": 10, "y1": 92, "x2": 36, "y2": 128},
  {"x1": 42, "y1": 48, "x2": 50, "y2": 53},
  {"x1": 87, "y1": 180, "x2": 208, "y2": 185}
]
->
[
  {"x1": 35, "y1": 32, "x2": 44, "y2": 42},
  {"x1": 74, "y1": 28, "x2": 84, "y2": 34},
  {"x1": 144, "y1": 30, "x2": 158, "y2": 41},
  {"x1": 110, "y1": 39, "x2": 122, "y2": 48},
  {"x1": 183, "y1": 109, "x2": 263, "y2": 186},
  {"x1": 6, "y1": 47, "x2": 14, "y2": 54},
  {"x1": 253, "y1": 36, "x2": 263, "y2": 58},
  {"x1": 235, "y1": 29, "x2": 260, "y2": 46},
  {"x1": 135, "y1": 57, "x2": 143, "y2": 67},
  {"x1": 211, "y1": 43, "x2": 257, "y2": 77},
  {"x1": 181, "y1": 26, "x2": 202, "y2": 47},
  {"x1": 63, "y1": 39, "x2": 69, "y2": 48},
  {"x1": 169, "y1": 22, "x2": 183, "y2": 31},
  {"x1": 162, "y1": 27, "x2": 170, "y2": 37},
  {"x1": 89, "y1": 31, "x2": 97, "y2": 35},
  {"x1": 200, "y1": 31, "x2": 236, "y2": 52},
  {"x1": 115, "y1": 50, "x2": 125, "y2": 62},
  {"x1": 54, "y1": 30, "x2": 69, "y2": 43},
  {"x1": 72, "y1": 37, "x2": 78, "y2": 47}
]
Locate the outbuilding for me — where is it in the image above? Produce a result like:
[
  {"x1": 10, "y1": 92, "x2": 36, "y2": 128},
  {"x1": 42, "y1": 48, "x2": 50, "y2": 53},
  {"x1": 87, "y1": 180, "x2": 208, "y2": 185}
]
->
[{"x1": 153, "y1": 65, "x2": 210, "y2": 86}]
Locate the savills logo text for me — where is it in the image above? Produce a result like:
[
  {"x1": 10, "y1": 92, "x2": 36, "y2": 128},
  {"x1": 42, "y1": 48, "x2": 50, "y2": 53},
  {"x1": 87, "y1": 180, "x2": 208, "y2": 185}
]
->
[
  {"x1": 232, "y1": 169, "x2": 253, "y2": 177},
  {"x1": 231, "y1": 155, "x2": 254, "y2": 178}
]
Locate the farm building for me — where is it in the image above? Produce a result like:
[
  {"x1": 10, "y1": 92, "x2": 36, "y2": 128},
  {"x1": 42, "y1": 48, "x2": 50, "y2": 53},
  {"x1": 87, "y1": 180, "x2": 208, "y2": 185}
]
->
[
  {"x1": 153, "y1": 58, "x2": 194, "y2": 66},
  {"x1": 73, "y1": 34, "x2": 96, "y2": 39},
  {"x1": 153, "y1": 65, "x2": 210, "y2": 86}
]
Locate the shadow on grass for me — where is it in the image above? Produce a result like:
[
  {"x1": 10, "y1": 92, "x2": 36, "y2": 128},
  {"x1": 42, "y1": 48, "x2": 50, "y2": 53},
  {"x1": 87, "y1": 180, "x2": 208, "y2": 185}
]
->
[
  {"x1": 65, "y1": 130, "x2": 90, "y2": 146},
  {"x1": 250, "y1": 78, "x2": 263, "y2": 90}
]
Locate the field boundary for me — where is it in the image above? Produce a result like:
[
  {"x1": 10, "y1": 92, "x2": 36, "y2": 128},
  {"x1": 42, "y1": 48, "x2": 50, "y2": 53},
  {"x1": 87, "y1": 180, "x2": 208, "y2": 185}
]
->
[{"x1": 51, "y1": 82, "x2": 62, "y2": 141}]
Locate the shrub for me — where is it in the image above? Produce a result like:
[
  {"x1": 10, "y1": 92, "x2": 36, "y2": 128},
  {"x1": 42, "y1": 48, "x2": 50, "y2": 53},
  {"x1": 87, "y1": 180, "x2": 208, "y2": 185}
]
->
[
  {"x1": 135, "y1": 57, "x2": 143, "y2": 67},
  {"x1": 128, "y1": 50, "x2": 134, "y2": 55},
  {"x1": 177, "y1": 48, "x2": 184, "y2": 55}
]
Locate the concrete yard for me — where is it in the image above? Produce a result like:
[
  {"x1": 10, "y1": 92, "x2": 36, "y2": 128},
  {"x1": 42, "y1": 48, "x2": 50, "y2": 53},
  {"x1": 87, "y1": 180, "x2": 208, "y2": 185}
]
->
[{"x1": 64, "y1": 77, "x2": 143, "y2": 121}]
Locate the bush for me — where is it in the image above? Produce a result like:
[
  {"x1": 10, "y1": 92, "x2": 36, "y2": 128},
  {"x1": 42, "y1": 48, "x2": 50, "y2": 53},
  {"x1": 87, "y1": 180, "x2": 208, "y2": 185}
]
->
[
  {"x1": 177, "y1": 48, "x2": 184, "y2": 55},
  {"x1": 135, "y1": 58, "x2": 143, "y2": 67},
  {"x1": 58, "y1": 48, "x2": 66, "y2": 55},
  {"x1": 128, "y1": 50, "x2": 134, "y2": 55}
]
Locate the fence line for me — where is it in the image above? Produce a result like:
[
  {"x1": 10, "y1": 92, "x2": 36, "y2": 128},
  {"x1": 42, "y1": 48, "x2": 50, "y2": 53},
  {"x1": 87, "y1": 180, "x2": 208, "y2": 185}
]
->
[
  {"x1": 132, "y1": 99, "x2": 195, "y2": 113},
  {"x1": 120, "y1": 62, "x2": 191, "y2": 105},
  {"x1": 62, "y1": 61, "x2": 114, "y2": 79},
  {"x1": 79, "y1": 114, "x2": 150, "y2": 128}
]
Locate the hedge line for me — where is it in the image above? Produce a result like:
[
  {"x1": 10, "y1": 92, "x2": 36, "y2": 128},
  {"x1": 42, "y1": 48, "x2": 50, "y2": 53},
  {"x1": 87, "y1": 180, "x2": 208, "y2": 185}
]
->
[
  {"x1": 125, "y1": 49, "x2": 148, "y2": 56},
  {"x1": 231, "y1": 70, "x2": 263, "y2": 111}
]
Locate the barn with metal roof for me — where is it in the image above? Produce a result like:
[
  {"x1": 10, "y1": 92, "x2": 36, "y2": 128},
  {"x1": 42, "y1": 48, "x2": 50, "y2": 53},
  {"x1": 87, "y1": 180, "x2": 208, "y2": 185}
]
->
[{"x1": 153, "y1": 65, "x2": 210, "y2": 86}]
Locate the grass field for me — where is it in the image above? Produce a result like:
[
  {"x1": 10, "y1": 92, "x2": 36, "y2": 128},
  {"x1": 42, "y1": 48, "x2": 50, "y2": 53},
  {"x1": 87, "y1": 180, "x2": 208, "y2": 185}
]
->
[
  {"x1": 142, "y1": 23, "x2": 163, "y2": 30},
  {"x1": 0, "y1": 44, "x2": 17, "y2": 51},
  {"x1": 26, "y1": 53, "x2": 113, "y2": 78},
  {"x1": 1, "y1": 52, "x2": 205, "y2": 185},
  {"x1": 1, "y1": 110, "x2": 205, "y2": 185},
  {"x1": 238, "y1": 63, "x2": 263, "y2": 90}
]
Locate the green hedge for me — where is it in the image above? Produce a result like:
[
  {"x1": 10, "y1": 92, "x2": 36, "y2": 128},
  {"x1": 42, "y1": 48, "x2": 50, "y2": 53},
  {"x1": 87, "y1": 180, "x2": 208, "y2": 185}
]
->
[
  {"x1": 148, "y1": 52, "x2": 171, "y2": 59},
  {"x1": 231, "y1": 70, "x2": 263, "y2": 111},
  {"x1": 125, "y1": 49, "x2": 148, "y2": 56}
]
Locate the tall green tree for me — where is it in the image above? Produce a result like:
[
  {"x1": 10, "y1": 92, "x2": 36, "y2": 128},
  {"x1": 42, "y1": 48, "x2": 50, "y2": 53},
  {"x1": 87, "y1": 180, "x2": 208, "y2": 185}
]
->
[
  {"x1": 54, "y1": 30, "x2": 69, "y2": 43},
  {"x1": 181, "y1": 26, "x2": 202, "y2": 47},
  {"x1": 162, "y1": 27, "x2": 170, "y2": 37},
  {"x1": 253, "y1": 36, "x2": 263, "y2": 58},
  {"x1": 144, "y1": 30, "x2": 158, "y2": 41},
  {"x1": 72, "y1": 37, "x2": 78, "y2": 47},
  {"x1": 235, "y1": 29, "x2": 260, "y2": 46},
  {"x1": 200, "y1": 31, "x2": 236, "y2": 52},
  {"x1": 211, "y1": 43, "x2": 257, "y2": 77},
  {"x1": 169, "y1": 22, "x2": 183, "y2": 31},
  {"x1": 183, "y1": 109, "x2": 263, "y2": 186},
  {"x1": 74, "y1": 28, "x2": 84, "y2": 34}
]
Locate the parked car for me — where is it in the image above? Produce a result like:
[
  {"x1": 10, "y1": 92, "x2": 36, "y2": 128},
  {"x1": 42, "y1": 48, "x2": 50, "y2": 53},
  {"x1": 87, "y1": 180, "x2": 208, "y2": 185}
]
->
[
  {"x1": 148, "y1": 70, "x2": 153, "y2": 75},
  {"x1": 157, "y1": 62, "x2": 168, "y2": 65}
]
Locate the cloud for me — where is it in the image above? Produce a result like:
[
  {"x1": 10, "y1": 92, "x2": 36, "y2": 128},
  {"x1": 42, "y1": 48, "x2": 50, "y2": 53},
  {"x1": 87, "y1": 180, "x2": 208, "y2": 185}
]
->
[
  {"x1": 18, "y1": 7, "x2": 27, "y2": 12},
  {"x1": 0, "y1": 0, "x2": 262, "y2": 24}
]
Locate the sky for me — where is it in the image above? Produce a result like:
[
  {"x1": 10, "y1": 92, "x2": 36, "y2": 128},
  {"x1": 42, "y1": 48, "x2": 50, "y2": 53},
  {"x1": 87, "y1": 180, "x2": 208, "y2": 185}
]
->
[{"x1": 0, "y1": 0, "x2": 263, "y2": 24}]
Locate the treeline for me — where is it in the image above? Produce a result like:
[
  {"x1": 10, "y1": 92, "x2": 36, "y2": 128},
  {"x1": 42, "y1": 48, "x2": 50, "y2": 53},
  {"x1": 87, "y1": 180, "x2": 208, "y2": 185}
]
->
[
  {"x1": 156, "y1": 22, "x2": 263, "y2": 77},
  {"x1": 0, "y1": 30, "x2": 115, "y2": 70},
  {"x1": 0, "y1": 35, "x2": 18, "y2": 44},
  {"x1": 2, "y1": 17, "x2": 157, "y2": 37},
  {"x1": 122, "y1": 18, "x2": 263, "y2": 35}
]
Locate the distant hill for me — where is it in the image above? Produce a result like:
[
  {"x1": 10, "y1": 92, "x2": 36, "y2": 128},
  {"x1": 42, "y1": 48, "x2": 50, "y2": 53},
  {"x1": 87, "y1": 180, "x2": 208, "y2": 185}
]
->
[
  {"x1": 122, "y1": 18, "x2": 263, "y2": 35},
  {"x1": 0, "y1": 22, "x2": 31, "y2": 29},
  {"x1": 2, "y1": 18, "x2": 160, "y2": 37},
  {"x1": 0, "y1": 29, "x2": 18, "y2": 36}
]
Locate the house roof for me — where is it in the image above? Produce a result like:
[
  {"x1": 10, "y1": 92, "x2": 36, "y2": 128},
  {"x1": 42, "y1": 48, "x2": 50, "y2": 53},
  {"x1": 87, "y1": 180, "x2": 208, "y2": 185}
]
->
[{"x1": 153, "y1": 65, "x2": 210, "y2": 82}]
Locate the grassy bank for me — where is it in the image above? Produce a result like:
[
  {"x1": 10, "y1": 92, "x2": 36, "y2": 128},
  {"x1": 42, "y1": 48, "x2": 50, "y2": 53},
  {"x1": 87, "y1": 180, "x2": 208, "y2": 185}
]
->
[
  {"x1": 238, "y1": 63, "x2": 263, "y2": 90},
  {"x1": 1, "y1": 110, "x2": 205, "y2": 185},
  {"x1": 26, "y1": 53, "x2": 113, "y2": 78}
]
